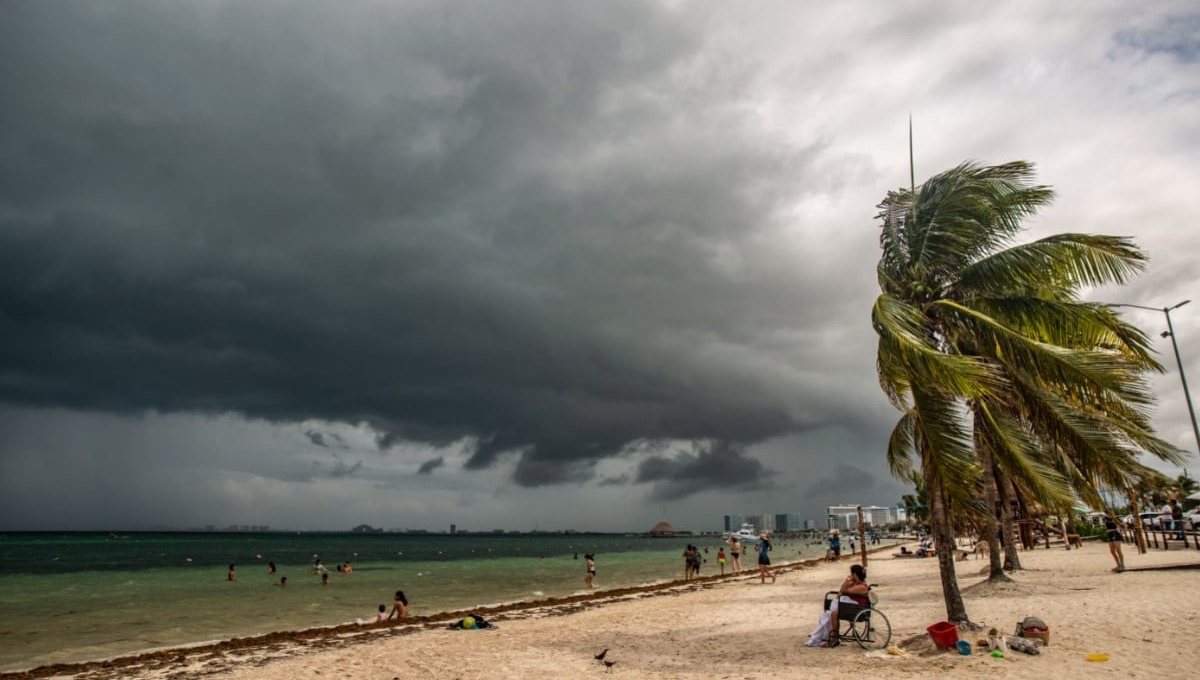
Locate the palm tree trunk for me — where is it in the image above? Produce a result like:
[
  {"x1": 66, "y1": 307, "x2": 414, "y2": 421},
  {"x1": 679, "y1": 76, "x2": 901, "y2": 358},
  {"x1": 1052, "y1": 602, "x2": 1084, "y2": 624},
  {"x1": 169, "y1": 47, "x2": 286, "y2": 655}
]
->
[
  {"x1": 929, "y1": 477, "x2": 972, "y2": 624},
  {"x1": 995, "y1": 467, "x2": 1022, "y2": 571},
  {"x1": 978, "y1": 446, "x2": 1010, "y2": 581}
]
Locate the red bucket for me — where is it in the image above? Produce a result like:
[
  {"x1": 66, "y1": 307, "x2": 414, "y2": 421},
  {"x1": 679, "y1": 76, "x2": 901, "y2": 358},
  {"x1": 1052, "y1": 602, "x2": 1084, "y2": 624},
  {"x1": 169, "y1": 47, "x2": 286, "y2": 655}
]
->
[{"x1": 927, "y1": 621, "x2": 960, "y2": 649}]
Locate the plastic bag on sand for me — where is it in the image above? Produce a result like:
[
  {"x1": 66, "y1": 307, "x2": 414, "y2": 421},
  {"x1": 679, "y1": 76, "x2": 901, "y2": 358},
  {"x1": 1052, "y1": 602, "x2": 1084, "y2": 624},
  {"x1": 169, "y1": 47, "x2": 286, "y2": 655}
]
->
[
  {"x1": 864, "y1": 644, "x2": 911, "y2": 659},
  {"x1": 1007, "y1": 636, "x2": 1040, "y2": 655}
]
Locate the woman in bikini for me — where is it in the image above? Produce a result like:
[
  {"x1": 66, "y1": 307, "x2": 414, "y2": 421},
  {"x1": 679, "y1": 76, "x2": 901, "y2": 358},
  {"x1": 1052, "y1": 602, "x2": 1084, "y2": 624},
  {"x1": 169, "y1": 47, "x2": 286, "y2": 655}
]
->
[
  {"x1": 388, "y1": 590, "x2": 408, "y2": 619},
  {"x1": 727, "y1": 537, "x2": 742, "y2": 574},
  {"x1": 585, "y1": 554, "x2": 596, "y2": 588}
]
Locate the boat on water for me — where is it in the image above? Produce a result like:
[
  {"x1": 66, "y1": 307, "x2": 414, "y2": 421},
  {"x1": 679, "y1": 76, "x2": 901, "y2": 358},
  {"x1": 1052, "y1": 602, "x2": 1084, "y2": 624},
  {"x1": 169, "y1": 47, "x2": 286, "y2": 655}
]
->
[{"x1": 724, "y1": 523, "x2": 765, "y2": 544}]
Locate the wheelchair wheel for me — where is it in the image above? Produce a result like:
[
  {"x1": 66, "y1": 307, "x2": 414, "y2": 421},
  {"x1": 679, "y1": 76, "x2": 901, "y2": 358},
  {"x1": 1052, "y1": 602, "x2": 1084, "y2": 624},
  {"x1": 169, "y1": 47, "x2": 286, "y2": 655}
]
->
[{"x1": 849, "y1": 608, "x2": 891, "y2": 650}]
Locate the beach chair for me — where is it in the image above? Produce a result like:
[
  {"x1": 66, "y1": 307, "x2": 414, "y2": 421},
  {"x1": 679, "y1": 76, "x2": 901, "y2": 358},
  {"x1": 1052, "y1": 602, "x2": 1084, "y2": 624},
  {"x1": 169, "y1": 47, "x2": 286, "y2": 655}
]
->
[{"x1": 822, "y1": 587, "x2": 892, "y2": 650}]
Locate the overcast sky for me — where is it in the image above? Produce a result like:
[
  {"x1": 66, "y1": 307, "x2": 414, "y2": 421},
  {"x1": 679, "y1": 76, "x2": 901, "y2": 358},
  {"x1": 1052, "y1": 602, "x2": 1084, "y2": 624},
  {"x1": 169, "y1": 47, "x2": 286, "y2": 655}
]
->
[{"x1": 2, "y1": 0, "x2": 1198, "y2": 532}]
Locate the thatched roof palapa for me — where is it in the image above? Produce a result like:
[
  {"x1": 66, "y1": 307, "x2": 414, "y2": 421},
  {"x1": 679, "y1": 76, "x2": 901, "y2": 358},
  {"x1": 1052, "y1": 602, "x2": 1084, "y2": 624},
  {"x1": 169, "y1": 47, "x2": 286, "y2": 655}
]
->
[{"x1": 648, "y1": 521, "x2": 676, "y2": 536}]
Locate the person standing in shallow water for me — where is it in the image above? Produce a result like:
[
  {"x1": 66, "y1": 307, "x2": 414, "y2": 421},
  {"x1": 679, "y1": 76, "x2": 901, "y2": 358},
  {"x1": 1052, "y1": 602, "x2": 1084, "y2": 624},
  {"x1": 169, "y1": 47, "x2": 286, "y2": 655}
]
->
[
  {"x1": 727, "y1": 537, "x2": 743, "y2": 574},
  {"x1": 227, "y1": 564, "x2": 236, "y2": 581},
  {"x1": 585, "y1": 553, "x2": 596, "y2": 589}
]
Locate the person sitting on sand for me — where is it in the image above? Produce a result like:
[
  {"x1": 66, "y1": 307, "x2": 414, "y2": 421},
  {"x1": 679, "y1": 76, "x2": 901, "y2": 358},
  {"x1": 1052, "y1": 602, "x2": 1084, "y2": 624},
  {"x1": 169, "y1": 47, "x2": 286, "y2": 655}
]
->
[
  {"x1": 388, "y1": 590, "x2": 409, "y2": 619},
  {"x1": 375, "y1": 604, "x2": 388, "y2": 622},
  {"x1": 805, "y1": 563, "x2": 869, "y2": 647}
]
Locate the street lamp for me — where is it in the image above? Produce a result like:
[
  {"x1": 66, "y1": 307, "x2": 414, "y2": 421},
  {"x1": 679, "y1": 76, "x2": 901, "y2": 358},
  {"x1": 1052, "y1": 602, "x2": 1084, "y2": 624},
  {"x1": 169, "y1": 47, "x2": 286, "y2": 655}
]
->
[{"x1": 1108, "y1": 300, "x2": 1200, "y2": 469}]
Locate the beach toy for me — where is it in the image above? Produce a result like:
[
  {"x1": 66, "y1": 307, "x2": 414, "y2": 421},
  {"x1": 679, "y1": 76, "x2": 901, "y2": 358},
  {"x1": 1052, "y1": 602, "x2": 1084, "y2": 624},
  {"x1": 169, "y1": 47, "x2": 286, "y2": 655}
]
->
[
  {"x1": 956, "y1": 640, "x2": 972, "y2": 655},
  {"x1": 1086, "y1": 653, "x2": 1109, "y2": 662},
  {"x1": 461, "y1": 616, "x2": 476, "y2": 629},
  {"x1": 926, "y1": 621, "x2": 960, "y2": 649},
  {"x1": 991, "y1": 650, "x2": 1004, "y2": 658}
]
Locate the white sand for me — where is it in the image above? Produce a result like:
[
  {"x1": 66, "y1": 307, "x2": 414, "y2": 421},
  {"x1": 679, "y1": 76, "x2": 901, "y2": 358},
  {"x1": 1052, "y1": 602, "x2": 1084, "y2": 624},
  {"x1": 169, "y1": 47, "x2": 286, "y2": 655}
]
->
[{"x1": 20, "y1": 540, "x2": 1200, "y2": 680}]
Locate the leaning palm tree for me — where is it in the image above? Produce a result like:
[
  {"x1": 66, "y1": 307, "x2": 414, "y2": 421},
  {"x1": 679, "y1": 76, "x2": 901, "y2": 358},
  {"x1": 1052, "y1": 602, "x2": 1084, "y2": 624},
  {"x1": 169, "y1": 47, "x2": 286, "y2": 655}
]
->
[{"x1": 873, "y1": 160, "x2": 1183, "y2": 623}]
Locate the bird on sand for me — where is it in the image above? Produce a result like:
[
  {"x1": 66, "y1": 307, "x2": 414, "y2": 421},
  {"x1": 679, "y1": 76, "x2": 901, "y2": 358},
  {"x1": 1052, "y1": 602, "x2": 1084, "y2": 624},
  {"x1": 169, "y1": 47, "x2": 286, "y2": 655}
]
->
[
  {"x1": 594, "y1": 649, "x2": 609, "y2": 662},
  {"x1": 603, "y1": 660, "x2": 617, "y2": 672}
]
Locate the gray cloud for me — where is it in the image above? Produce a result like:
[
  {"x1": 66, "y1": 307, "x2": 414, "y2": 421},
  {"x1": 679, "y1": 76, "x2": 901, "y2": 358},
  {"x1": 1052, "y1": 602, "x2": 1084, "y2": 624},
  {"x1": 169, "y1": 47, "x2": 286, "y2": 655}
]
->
[
  {"x1": 416, "y1": 456, "x2": 445, "y2": 475},
  {"x1": 635, "y1": 440, "x2": 773, "y2": 501}
]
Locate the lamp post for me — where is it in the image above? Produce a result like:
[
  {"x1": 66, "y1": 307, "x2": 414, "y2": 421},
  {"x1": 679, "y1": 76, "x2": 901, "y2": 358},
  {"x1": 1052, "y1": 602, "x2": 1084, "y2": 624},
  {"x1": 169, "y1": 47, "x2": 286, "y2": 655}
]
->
[{"x1": 1109, "y1": 300, "x2": 1200, "y2": 468}]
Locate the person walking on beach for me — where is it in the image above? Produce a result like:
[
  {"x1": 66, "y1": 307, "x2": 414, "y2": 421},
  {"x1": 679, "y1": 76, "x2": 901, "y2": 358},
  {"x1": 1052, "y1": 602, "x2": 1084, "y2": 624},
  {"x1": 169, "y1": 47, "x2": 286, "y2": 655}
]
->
[
  {"x1": 585, "y1": 553, "x2": 596, "y2": 589},
  {"x1": 717, "y1": 547, "x2": 727, "y2": 575},
  {"x1": 1103, "y1": 514, "x2": 1125, "y2": 572},
  {"x1": 755, "y1": 534, "x2": 775, "y2": 584},
  {"x1": 1169, "y1": 499, "x2": 1184, "y2": 539},
  {"x1": 388, "y1": 590, "x2": 408, "y2": 620}
]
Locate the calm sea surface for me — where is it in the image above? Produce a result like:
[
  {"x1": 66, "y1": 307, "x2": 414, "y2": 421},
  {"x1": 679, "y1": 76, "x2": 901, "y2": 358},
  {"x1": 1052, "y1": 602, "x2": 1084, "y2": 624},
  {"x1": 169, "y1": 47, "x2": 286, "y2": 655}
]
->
[{"x1": 0, "y1": 531, "x2": 874, "y2": 671}]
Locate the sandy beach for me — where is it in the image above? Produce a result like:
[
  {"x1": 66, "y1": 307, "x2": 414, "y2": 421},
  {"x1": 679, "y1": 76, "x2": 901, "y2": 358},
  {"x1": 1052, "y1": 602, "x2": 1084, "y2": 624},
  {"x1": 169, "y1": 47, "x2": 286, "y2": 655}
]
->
[{"x1": 8, "y1": 539, "x2": 1200, "y2": 680}]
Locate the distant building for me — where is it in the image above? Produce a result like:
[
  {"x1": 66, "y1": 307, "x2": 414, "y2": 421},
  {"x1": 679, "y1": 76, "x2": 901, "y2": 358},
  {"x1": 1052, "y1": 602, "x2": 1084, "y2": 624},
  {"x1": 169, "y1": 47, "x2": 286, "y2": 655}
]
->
[
  {"x1": 723, "y1": 515, "x2": 745, "y2": 532},
  {"x1": 774, "y1": 513, "x2": 803, "y2": 532}
]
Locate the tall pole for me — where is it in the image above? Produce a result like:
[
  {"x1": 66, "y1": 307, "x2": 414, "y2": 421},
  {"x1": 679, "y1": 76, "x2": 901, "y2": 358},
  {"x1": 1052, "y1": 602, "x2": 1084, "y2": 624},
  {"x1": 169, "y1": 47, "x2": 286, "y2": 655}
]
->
[
  {"x1": 1163, "y1": 305, "x2": 1200, "y2": 463},
  {"x1": 857, "y1": 505, "x2": 867, "y2": 569},
  {"x1": 908, "y1": 115, "x2": 915, "y2": 194},
  {"x1": 1109, "y1": 300, "x2": 1200, "y2": 472}
]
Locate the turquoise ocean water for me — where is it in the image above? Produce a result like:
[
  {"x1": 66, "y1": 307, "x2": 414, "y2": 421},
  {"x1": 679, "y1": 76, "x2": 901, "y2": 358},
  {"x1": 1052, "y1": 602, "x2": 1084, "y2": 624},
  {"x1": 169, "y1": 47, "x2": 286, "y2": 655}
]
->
[{"x1": 0, "y1": 531, "x2": 874, "y2": 671}]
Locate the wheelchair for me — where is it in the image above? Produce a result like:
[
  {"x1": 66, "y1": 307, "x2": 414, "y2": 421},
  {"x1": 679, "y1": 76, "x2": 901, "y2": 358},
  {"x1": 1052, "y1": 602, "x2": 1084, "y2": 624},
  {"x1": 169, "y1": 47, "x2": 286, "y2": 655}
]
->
[{"x1": 822, "y1": 586, "x2": 892, "y2": 650}]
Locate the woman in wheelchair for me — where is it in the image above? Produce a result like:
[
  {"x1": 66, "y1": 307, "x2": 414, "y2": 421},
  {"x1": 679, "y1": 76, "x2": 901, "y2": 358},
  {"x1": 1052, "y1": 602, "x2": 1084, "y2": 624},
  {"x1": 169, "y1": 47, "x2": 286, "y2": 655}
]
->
[{"x1": 805, "y1": 563, "x2": 869, "y2": 647}]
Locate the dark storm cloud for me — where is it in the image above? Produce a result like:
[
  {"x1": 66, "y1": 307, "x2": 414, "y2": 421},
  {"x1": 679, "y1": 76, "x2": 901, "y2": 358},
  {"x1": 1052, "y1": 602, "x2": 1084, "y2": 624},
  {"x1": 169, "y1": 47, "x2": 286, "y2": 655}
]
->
[
  {"x1": 635, "y1": 440, "x2": 772, "y2": 501},
  {"x1": 322, "y1": 456, "x2": 363, "y2": 479},
  {"x1": 416, "y1": 455, "x2": 444, "y2": 475},
  {"x1": 801, "y1": 463, "x2": 881, "y2": 501},
  {"x1": 598, "y1": 473, "x2": 630, "y2": 487},
  {"x1": 0, "y1": 1, "x2": 856, "y2": 493}
]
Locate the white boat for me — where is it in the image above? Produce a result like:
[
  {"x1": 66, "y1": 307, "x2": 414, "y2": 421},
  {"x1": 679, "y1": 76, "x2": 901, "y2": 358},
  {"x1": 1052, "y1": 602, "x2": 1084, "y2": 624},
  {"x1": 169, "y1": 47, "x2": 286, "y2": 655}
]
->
[{"x1": 724, "y1": 523, "x2": 764, "y2": 545}]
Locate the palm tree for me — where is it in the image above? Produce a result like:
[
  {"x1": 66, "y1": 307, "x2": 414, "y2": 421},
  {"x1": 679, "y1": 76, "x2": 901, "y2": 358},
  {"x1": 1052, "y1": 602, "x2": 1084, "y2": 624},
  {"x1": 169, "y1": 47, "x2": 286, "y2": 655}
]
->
[{"x1": 873, "y1": 160, "x2": 1183, "y2": 623}]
